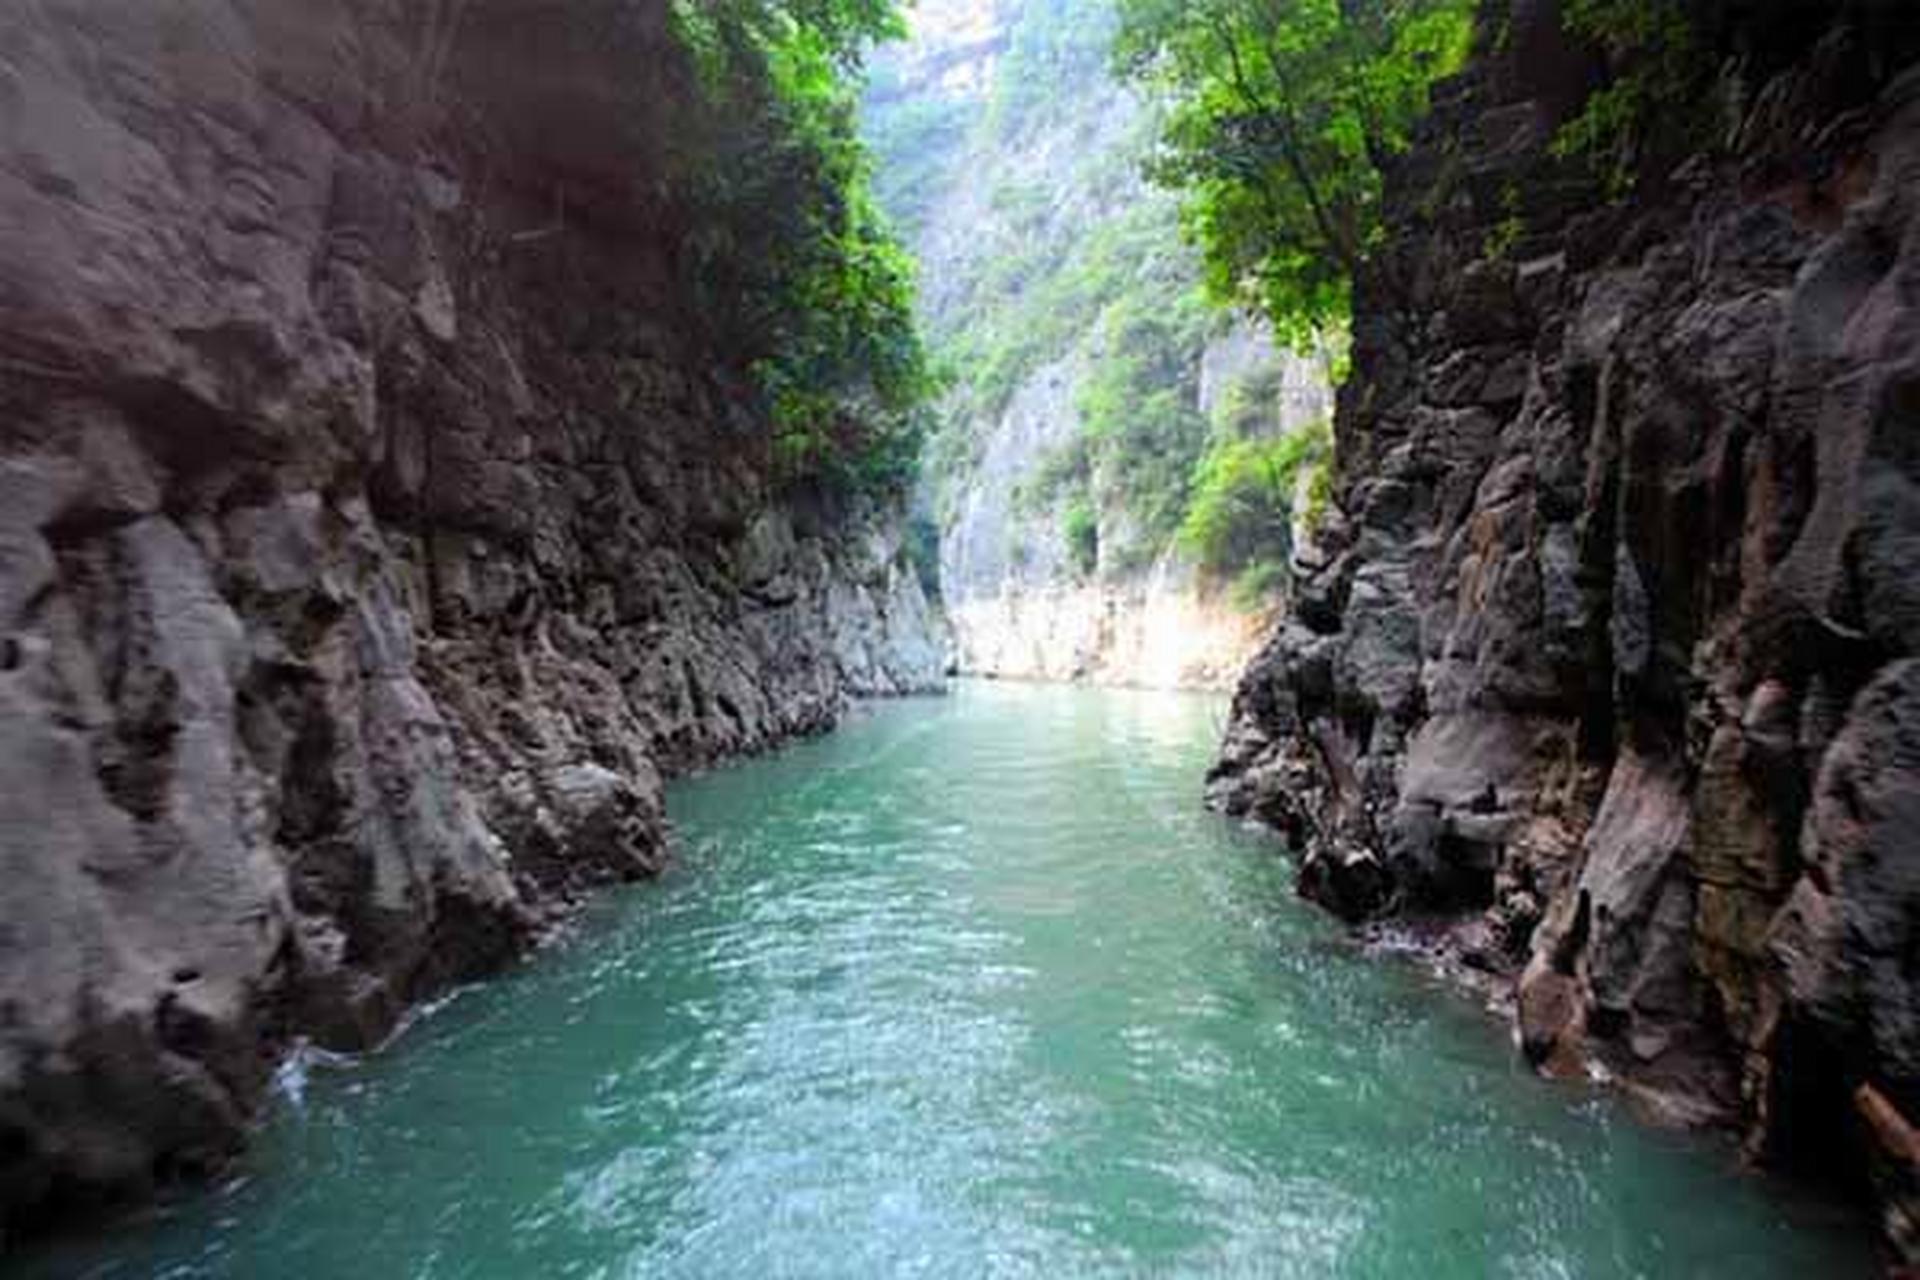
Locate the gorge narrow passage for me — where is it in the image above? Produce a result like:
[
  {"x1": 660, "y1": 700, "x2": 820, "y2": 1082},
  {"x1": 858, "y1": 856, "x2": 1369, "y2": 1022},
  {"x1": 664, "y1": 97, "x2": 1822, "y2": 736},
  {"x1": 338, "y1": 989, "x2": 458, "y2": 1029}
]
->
[{"x1": 29, "y1": 685, "x2": 1866, "y2": 1278}]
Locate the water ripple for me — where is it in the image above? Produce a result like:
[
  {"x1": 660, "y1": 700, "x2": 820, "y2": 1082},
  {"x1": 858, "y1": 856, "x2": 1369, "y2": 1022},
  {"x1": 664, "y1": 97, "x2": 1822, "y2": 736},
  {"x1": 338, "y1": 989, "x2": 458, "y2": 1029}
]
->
[{"x1": 22, "y1": 683, "x2": 1873, "y2": 1280}]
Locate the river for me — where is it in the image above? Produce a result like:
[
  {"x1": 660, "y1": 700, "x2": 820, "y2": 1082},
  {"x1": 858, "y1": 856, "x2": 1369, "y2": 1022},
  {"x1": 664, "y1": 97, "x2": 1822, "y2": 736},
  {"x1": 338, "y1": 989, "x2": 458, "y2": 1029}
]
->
[{"x1": 26, "y1": 683, "x2": 1869, "y2": 1278}]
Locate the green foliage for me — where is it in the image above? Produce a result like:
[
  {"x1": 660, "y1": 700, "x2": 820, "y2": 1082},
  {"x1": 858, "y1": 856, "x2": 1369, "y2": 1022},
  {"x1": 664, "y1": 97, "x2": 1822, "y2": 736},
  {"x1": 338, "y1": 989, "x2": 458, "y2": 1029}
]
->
[
  {"x1": 865, "y1": 0, "x2": 1340, "y2": 581},
  {"x1": 1211, "y1": 363, "x2": 1288, "y2": 438},
  {"x1": 1228, "y1": 557, "x2": 1289, "y2": 612},
  {"x1": 1076, "y1": 295, "x2": 1212, "y2": 542},
  {"x1": 668, "y1": 0, "x2": 935, "y2": 494},
  {"x1": 861, "y1": 64, "x2": 976, "y2": 237},
  {"x1": 1016, "y1": 435, "x2": 1093, "y2": 517},
  {"x1": 1550, "y1": 0, "x2": 1700, "y2": 196},
  {"x1": 1483, "y1": 214, "x2": 1524, "y2": 260},
  {"x1": 864, "y1": 0, "x2": 1221, "y2": 545},
  {"x1": 1178, "y1": 417, "x2": 1331, "y2": 580},
  {"x1": 1062, "y1": 498, "x2": 1100, "y2": 577},
  {"x1": 1299, "y1": 443, "x2": 1333, "y2": 529},
  {"x1": 951, "y1": 191, "x2": 1207, "y2": 425},
  {"x1": 1481, "y1": 180, "x2": 1524, "y2": 258},
  {"x1": 1005, "y1": 288, "x2": 1215, "y2": 576},
  {"x1": 906, "y1": 512, "x2": 943, "y2": 602},
  {"x1": 1114, "y1": 0, "x2": 1474, "y2": 344},
  {"x1": 913, "y1": 185, "x2": 1224, "y2": 557}
]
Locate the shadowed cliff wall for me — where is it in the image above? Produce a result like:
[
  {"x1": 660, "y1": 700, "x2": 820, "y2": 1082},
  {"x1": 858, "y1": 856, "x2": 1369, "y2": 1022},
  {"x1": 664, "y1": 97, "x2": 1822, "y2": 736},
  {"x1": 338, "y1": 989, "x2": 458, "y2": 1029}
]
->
[{"x1": 0, "y1": 0, "x2": 944, "y2": 1234}]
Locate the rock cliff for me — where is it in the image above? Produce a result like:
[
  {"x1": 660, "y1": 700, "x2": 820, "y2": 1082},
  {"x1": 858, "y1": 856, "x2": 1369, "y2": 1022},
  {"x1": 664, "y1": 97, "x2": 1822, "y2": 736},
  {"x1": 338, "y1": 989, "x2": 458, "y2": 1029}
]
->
[
  {"x1": 0, "y1": 0, "x2": 943, "y2": 1236},
  {"x1": 1208, "y1": 0, "x2": 1920, "y2": 1253}
]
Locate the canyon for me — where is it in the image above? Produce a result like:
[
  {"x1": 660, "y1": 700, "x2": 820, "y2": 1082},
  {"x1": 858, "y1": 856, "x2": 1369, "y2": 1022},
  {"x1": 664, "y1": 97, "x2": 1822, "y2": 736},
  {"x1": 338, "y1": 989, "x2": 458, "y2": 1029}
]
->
[{"x1": 1, "y1": 0, "x2": 1915, "y2": 1270}]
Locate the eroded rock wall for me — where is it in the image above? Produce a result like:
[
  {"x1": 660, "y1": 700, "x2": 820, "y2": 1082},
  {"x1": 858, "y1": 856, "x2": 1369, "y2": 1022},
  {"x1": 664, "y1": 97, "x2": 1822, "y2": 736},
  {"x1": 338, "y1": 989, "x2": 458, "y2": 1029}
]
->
[
  {"x1": 1208, "y1": 0, "x2": 1920, "y2": 1247},
  {"x1": 0, "y1": 0, "x2": 943, "y2": 1233}
]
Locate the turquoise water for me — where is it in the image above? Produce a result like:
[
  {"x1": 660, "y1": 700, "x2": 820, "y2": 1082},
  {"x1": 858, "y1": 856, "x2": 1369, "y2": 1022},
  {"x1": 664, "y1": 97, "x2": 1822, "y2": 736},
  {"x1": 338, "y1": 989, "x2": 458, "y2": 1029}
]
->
[{"x1": 27, "y1": 683, "x2": 1868, "y2": 1278}]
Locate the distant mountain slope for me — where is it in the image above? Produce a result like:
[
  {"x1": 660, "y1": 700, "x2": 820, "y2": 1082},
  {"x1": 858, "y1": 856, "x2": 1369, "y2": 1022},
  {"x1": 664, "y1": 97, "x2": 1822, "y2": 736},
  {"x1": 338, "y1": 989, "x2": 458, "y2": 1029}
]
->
[{"x1": 864, "y1": 0, "x2": 1331, "y2": 688}]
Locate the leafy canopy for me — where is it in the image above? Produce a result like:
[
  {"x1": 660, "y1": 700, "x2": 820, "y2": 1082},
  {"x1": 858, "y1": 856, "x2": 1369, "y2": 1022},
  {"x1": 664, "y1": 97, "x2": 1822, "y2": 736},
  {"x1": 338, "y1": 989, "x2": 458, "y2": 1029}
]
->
[
  {"x1": 668, "y1": 0, "x2": 935, "y2": 494},
  {"x1": 1114, "y1": 0, "x2": 1473, "y2": 344}
]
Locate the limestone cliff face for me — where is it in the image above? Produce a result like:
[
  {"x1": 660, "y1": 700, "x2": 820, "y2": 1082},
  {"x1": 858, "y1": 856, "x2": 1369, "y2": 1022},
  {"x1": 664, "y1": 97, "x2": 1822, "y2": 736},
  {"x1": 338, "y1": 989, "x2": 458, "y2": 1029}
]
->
[
  {"x1": 0, "y1": 0, "x2": 942, "y2": 1233},
  {"x1": 1208, "y1": 0, "x2": 1920, "y2": 1250},
  {"x1": 939, "y1": 333, "x2": 1328, "y2": 689},
  {"x1": 943, "y1": 562, "x2": 1271, "y2": 690},
  {"x1": 867, "y1": 0, "x2": 1331, "y2": 691}
]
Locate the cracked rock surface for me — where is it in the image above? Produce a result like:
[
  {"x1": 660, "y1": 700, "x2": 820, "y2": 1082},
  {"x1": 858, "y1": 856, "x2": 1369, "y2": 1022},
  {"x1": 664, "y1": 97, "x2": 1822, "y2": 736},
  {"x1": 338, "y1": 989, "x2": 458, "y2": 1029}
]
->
[
  {"x1": 0, "y1": 0, "x2": 944, "y2": 1233},
  {"x1": 1208, "y1": 3, "x2": 1920, "y2": 1254}
]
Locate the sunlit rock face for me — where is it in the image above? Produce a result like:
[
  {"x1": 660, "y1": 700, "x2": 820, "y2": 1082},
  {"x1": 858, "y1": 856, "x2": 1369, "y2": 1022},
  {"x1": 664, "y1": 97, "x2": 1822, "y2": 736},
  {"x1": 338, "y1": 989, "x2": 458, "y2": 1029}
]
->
[
  {"x1": 868, "y1": 0, "x2": 1011, "y2": 101},
  {"x1": 932, "y1": 335, "x2": 1330, "y2": 689},
  {"x1": 937, "y1": 333, "x2": 1329, "y2": 690},
  {"x1": 945, "y1": 562, "x2": 1273, "y2": 690},
  {"x1": 0, "y1": 0, "x2": 943, "y2": 1233},
  {"x1": 1208, "y1": 0, "x2": 1920, "y2": 1256}
]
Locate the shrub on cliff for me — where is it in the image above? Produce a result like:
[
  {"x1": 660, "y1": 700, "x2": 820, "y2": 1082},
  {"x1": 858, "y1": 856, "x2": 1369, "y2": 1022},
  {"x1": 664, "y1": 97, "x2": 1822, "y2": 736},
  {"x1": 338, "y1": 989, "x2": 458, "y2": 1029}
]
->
[
  {"x1": 1178, "y1": 418, "x2": 1331, "y2": 585},
  {"x1": 1547, "y1": 0, "x2": 1701, "y2": 194},
  {"x1": 668, "y1": 0, "x2": 936, "y2": 494},
  {"x1": 1075, "y1": 293, "x2": 1212, "y2": 543},
  {"x1": 1062, "y1": 498, "x2": 1100, "y2": 578},
  {"x1": 1547, "y1": 1, "x2": 1908, "y2": 196}
]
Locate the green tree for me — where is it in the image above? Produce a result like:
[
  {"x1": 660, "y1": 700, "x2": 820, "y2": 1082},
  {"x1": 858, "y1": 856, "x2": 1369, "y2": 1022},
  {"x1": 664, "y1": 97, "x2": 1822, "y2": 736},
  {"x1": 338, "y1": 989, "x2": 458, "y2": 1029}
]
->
[
  {"x1": 1114, "y1": 0, "x2": 1473, "y2": 344},
  {"x1": 668, "y1": 0, "x2": 936, "y2": 493}
]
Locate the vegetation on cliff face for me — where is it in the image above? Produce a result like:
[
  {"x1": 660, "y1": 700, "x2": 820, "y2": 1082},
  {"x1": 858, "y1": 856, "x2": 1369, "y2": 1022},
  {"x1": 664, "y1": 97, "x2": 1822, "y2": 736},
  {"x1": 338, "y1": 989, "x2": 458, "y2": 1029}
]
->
[
  {"x1": 865, "y1": 0, "x2": 1325, "y2": 599},
  {"x1": 1179, "y1": 416, "x2": 1330, "y2": 605},
  {"x1": 1114, "y1": 0, "x2": 1473, "y2": 343},
  {"x1": 1545, "y1": 3, "x2": 1899, "y2": 196},
  {"x1": 1548, "y1": 0, "x2": 1698, "y2": 193},
  {"x1": 668, "y1": 0, "x2": 936, "y2": 493}
]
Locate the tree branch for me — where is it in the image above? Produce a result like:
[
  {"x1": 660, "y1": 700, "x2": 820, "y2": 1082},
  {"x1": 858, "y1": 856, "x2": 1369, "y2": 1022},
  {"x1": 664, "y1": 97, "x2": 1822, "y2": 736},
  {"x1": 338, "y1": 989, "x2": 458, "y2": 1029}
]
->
[{"x1": 1241, "y1": 15, "x2": 1363, "y2": 278}]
